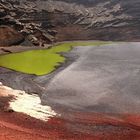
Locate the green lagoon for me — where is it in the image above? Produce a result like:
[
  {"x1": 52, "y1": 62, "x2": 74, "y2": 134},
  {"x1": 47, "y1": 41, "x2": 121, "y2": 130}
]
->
[{"x1": 0, "y1": 41, "x2": 109, "y2": 75}]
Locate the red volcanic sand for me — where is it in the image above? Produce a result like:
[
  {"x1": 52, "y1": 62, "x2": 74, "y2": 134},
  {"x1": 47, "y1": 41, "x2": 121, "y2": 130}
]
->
[
  {"x1": 0, "y1": 86, "x2": 139, "y2": 140},
  {"x1": 0, "y1": 110, "x2": 140, "y2": 140}
]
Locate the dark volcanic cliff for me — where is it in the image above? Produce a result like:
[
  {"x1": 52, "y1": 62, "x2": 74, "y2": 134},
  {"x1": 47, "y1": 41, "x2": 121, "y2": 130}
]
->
[{"x1": 0, "y1": 0, "x2": 140, "y2": 46}]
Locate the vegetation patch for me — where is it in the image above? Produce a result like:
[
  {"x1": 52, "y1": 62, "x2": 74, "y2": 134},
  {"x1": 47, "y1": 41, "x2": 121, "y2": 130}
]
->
[{"x1": 0, "y1": 41, "x2": 110, "y2": 75}]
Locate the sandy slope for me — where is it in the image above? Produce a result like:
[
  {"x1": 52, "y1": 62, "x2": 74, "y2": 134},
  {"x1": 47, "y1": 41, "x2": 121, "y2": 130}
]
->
[{"x1": 0, "y1": 69, "x2": 140, "y2": 140}]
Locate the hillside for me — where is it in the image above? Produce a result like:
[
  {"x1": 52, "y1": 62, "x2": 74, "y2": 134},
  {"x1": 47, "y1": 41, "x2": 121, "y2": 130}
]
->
[{"x1": 0, "y1": 0, "x2": 140, "y2": 46}]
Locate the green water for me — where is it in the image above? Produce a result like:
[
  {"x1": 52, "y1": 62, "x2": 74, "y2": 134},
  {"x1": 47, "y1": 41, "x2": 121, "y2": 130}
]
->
[{"x1": 0, "y1": 41, "x2": 110, "y2": 75}]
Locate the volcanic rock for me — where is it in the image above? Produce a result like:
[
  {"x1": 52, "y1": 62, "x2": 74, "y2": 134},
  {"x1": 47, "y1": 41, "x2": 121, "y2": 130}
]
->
[
  {"x1": 0, "y1": 0, "x2": 140, "y2": 44},
  {"x1": 0, "y1": 26, "x2": 24, "y2": 46}
]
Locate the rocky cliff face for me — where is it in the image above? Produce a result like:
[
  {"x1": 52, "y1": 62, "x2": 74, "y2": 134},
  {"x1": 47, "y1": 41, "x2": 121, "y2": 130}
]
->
[{"x1": 0, "y1": 0, "x2": 140, "y2": 46}]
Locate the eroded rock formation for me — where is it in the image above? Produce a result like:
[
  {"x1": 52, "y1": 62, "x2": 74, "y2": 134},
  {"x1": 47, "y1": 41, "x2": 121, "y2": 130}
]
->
[{"x1": 0, "y1": 0, "x2": 140, "y2": 46}]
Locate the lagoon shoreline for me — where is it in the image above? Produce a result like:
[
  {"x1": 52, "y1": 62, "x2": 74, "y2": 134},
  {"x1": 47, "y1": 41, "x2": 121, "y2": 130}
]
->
[{"x1": 0, "y1": 42, "x2": 140, "y2": 139}]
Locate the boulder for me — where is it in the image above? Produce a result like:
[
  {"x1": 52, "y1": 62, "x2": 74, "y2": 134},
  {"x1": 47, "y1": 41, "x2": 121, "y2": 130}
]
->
[{"x1": 0, "y1": 26, "x2": 24, "y2": 46}]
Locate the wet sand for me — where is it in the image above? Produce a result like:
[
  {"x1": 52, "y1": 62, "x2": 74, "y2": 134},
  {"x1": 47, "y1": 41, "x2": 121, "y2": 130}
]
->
[{"x1": 42, "y1": 43, "x2": 140, "y2": 114}]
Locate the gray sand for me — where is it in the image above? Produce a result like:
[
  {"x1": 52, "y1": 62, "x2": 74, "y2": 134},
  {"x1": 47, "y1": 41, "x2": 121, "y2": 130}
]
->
[{"x1": 42, "y1": 42, "x2": 140, "y2": 114}]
